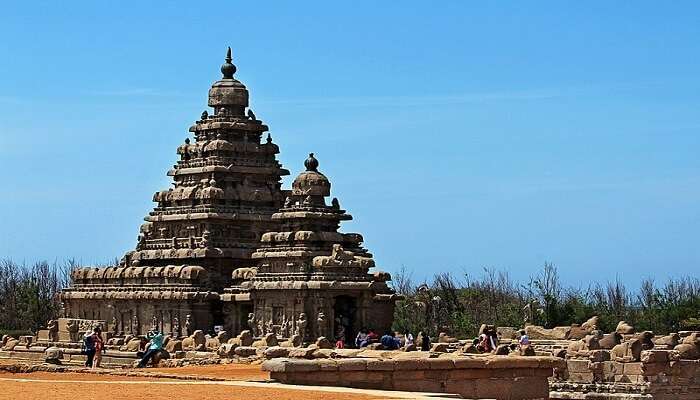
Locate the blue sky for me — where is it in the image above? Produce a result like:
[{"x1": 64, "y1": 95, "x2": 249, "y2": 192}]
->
[{"x1": 1, "y1": 1, "x2": 698, "y2": 287}]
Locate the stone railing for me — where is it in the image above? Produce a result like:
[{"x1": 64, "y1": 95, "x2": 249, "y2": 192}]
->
[{"x1": 263, "y1": 355, "x2": 565, "y2": 400}]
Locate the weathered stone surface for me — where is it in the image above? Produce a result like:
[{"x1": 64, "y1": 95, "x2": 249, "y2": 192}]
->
[
  {"x1": 234, "y1": 346, "x2": 257, "y2": 357},
  {"x1": 314, "y1": 336, "x2": 333, "y2": 349},
  {"x1": 525, "y1": 325, "x2": 570, "y2": 340},
  {"x1": 616, "y1": 320, "x2": 635, "y2": 334},
  {"x1": 217, "y1": 343, "x2": 237, "y2": 358},
  {"x1": 121, "y1": 338, "x2": 142, "y2": 352},
  {"x1": 264, "y1": 346, "x2": 290, "y2": 358},
  {"x1": 44, "y1": 346, "x2": 63, "y2": 364},
  {"x1": 164, "y1": 339, "x2": 182, "y2": 353},
  {"x1": 430, "y1": 343, "x2": 449, "y2": 352},
  {"x1": 674, "y1": 343, "x2": 699, "y2": 359},
  {"x1": 2, "y1": 339, "x2": 19, "y2": 351}
]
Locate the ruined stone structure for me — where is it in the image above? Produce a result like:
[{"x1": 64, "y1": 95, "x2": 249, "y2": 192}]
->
[{"x1": 60, "y1": 48, "x2": 397, "y2": 339}]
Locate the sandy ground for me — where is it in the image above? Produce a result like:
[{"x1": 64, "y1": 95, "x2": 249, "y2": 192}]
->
[{"x1": 0, "y1": 364, "x2": 386, "y2": 400}]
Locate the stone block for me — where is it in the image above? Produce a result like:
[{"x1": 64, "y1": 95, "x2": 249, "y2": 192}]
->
[
  {"x1": 425, "y1": 358, "x2": 454, "y2": 369},
  {"x1": 217, "y1": 343, "x2": 237, "y2": 358},
  {"x1": 314, "y1": 336, "x2": 333, "y2": 349},
  {"x1": 234, "y1": 346, "x2": 257, "y2": 357},
  {"x1": 165, "y1": 339, "x2": 182, "y2": 353},
  {"x1": 640, "y1": 350, "x2": 668, "y2": 364},
  {"x1": 453, "y1": 356, "x2": 489, "y2": 369},
  {"x1": 623, "y1": 362, "x2": 643, "y2": 375},
  {"x1": 263, "y1": 346, "x2": 289, "y2": 359},
  {"x1": 44, "y1": 346, "x2": 63, "y2": 364},
  {"x1": 289, "y1": 347, "x2": 315, "y2": 359},
  {"x1": 286, "y1": 360, "x2": 321, "y2": 372},
  {"x1": 567, "y1": 358, "x2": 590, "y2": 373},
  {"x1": 337, "y1": 358, "x2": 367, "y2": 371},
  {"x1": 568, "y1": 372, "x2": 594, "y2": 383},
  {"x1": 447, "y1": 368, "x2": 492, "y2": 379},
  {"x1": 366, "y1": 359, "x2": 395, "y2": 371}
]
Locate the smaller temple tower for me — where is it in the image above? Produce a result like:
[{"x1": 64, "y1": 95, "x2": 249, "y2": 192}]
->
[{"x1": 224, "y1": 154, "x2": 397, "y2": 343}]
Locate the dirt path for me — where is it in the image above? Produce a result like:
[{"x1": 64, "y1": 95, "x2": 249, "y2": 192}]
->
[{"x1": 0, "y1": 372, "x2": 386, "y2": 400}]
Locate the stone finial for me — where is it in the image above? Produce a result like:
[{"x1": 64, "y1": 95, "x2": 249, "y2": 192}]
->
[
  {"x1": 304, "y1": 153, "x2": 319, "y2": 172},
  {"x1": 201, "y1": 110, "x2": 208, "y2": 120},
  {"x1": 221, "y1": 47, "x2": 236, "y2": 79},
  {"x1": 266, "y1": 133, "x2": 272, "y2": 144}
]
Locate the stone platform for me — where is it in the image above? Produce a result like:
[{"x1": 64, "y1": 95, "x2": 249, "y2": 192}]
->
[{"x1": 263, "y1": 355, "x2": 565, "y2": 400}]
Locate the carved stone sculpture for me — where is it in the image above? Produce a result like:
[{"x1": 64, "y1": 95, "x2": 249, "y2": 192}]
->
[
  {"x1": 172, "y1": 317, "x2": 180, "y2": 338},
  {"x1": 295, "y1": 312, "x2": 307, "y2": 343},
  {"x1": 247, "y1": 313, "x2": 256, "y2": 336},
  {"x1": 185, "y1": 314, "x2": 193, "y2": 336},
  {"x1": 131, "y1": 315, "x2": 139, "y2": 335},
  {"x1": 46, "y1": 320, "x2": 59, "y2": 342},
  {"x1": 316, "y1": 311, "x2": 326, "y2": 338}
]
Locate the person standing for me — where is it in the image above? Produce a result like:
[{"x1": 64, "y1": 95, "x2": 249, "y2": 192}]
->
[
  {"x1": 137, "y1": 329, "x2": 164, "y2": 368},
  {"x1": 403, "y1": 330, "x2": 414, "y2": 347},
  {"x1": 82, "y1": 328, "x2": 97, "y2": 367},
  {"x1": 92, "y1": 326, "x2": 105, "y2": 368}
]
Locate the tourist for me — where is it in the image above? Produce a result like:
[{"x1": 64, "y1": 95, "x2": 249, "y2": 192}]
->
[
  {"x1": 137, "y1": 329, "x2": 164, "y2": 368},
  {"x1": 380, "y1": 330, "x2": 399, "y2": 350},
  {"x1": 478, "y1": 331, "x2": 496, "y2": 353},
  {"x1": 92, "y1": 325, "x2": 105, "y2": 368},
  {"x1": 335, "y1": 324, "x2": 346, "y2": 349},
  {"x1": 419, "y1": 331, "x2": 431, "y2": 351},
  {"x1": 518, "y1": 329, "x2": 530, "y2": 347},
  {"x1": 355, "y1": 328, "x2": 369, "y2": 348},
  {"x1": 367, "y1": 328, "x2": 379, "y2": 343},
  {"x1": 82, "y1": 328, "x2": 97, "y2": 367},
  {"x1": 403, "y1": 330, "x2": 414, "y2": 347}
]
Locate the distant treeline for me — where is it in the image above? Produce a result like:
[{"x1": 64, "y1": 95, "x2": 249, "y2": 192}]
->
[
  {"x1": 391, "y1": 263, "x2": 700, "y2": 338},
  {"x1": 0, "y1": 259, "x2": 73, "y2": 336},
  {"x1": 1, "y1": 259, "x2": 698, "y2": 339}
]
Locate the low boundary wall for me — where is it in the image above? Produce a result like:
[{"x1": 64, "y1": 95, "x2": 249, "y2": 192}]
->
[{"x1": 263, "y1": 355, "x2": 565, "y2": 400}]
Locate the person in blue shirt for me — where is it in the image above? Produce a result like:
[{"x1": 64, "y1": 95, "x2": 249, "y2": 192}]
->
[
  {"x1": 137, "y1": 329, "x2": 164, "y2": 368},
  {"x1": 380, "y1": 330, "x2": 399, "y2": 350}
]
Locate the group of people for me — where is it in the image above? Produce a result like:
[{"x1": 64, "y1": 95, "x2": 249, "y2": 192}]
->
[
  {"x1": 81, "y1": 325, "x2": 105, "y2": 368},
  {"x1": 470, "y1": 328, "x2": 530, "y2": 354},
  {"x1": 81, "y1": 325, "x2": 163, "y2": 368},
  {"x1": 350, "y1": 329, "x2": 431, "y2": 350}
]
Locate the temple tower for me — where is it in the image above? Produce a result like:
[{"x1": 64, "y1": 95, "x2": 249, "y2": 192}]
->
[
  {"x1": 224, "y1": 154, "x2": 397, "y2": 342},
  {"x1": 61, "y1": 48, "x2": 290, "y2": 334}
]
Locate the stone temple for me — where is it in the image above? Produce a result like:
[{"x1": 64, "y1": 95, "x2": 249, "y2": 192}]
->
[{"x1": 60, "y1": 48, "x2": 398, "y2": 343}]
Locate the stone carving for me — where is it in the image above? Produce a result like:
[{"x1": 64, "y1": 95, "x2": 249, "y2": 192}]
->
[
  {"x1": 131, "y1": 315, "x2": 139, "y2": 335},
  {"x1": 246, "y1": 313, "x2": 256, "y2": 336},
  {"x1": 295, "y1": 312, "x2": 307, "y2": 342},
  {"x1": 316, "y1": 311, "x2": 326, "y2": 338},
  {"x1": 185, "y1": 314, "x2": 193, "y2": 336},
  {"x1": 66, "y1": 320, "x2": 79, "y2": 342},
  {"x1": 110, "y1": 316, "x2": 118, "y2": 336},
  {"x1": 47, "y1": 320, "x2": 59, "y2": 342},
  {"x1": 172, "y1": 317, "x2": 180, "y2": 338},
  {"x1": 151, "y1": 315, "x2": 158, "y2": 332},
  {"x1": 616, "y1": 320, "x2": 635, "y2": 334}
]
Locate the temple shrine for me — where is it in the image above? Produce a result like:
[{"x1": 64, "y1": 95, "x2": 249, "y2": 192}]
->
[{"x1": 60, "y1": 48, "x2": 397, "y2": 342}]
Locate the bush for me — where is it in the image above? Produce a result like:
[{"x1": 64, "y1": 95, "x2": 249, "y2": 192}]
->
[{"x1": 392, "y1": 263, "x2": 700, "y2": 337}]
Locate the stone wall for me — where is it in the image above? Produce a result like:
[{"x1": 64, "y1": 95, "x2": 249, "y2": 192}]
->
[{"x1": 263, "y1": 356, "x2": 564, "y2": 400}]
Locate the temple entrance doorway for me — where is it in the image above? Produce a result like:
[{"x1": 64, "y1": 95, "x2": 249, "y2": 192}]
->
[{"x1": 333, "y1": 295, "x2": 357, "y2": 346}]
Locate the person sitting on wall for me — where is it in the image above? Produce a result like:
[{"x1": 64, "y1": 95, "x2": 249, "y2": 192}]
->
[
  {"x1": 355, "y1": 328, "x2": 369, "y2": 348},
  {"x1": 419, "y1": 331, "x2": 431, "y2": 351},
  {"x1": 380, "y1": 331, "x2": 399, "y2": 350},
  {"x1": 137, "y1": 329, "x2": 164, "y2": 368},
  {"x1": 518, "y1": 329, "x2": 530, "y2": 347},
  {"x1": 367, "y1": 328, "x2": 379, "y2": 344}
]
